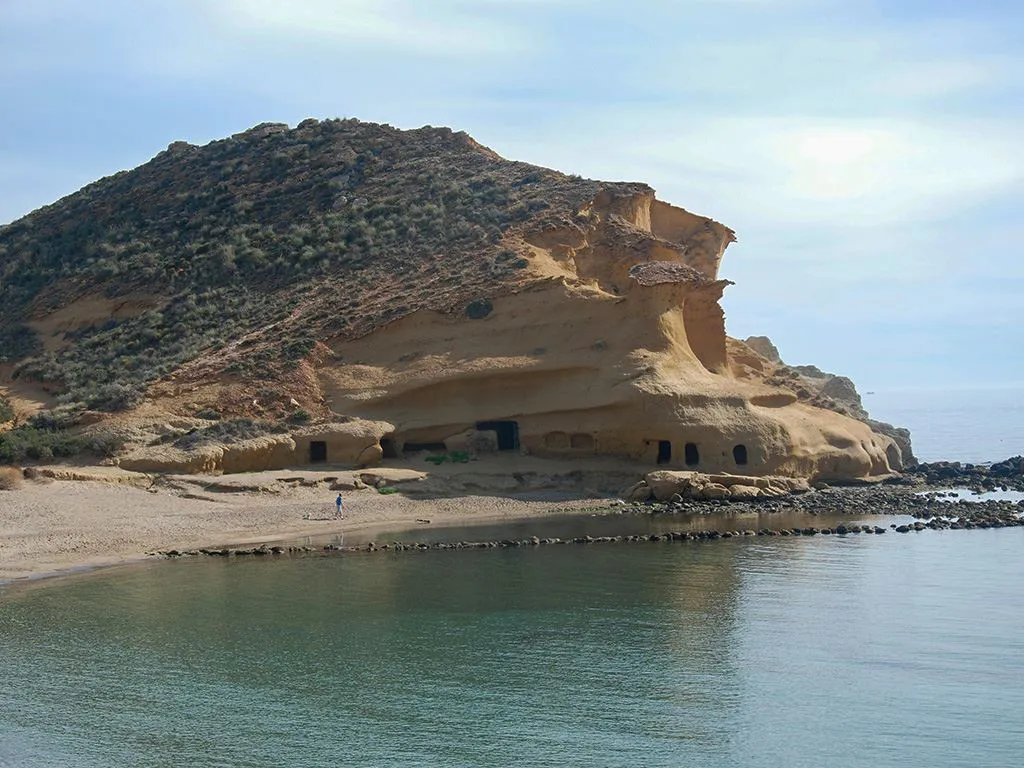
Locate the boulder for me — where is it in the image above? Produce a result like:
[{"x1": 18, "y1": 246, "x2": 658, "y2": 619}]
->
[
  {"x1": 728, "y1": 484, "x2": 760, "y2": 499},
  {"x1": 625, "y1": 483, "x2": 652, "y2": 502},
  {"x1": 701, "y1": 483, "x2": 731, "y2": 499},
  {"x1": 644, "y1": 470, "x2": 697, "y2": 501}
]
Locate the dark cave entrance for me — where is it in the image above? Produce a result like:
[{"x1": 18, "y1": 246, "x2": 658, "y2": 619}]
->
[
  {"x1": 476, "y1": 420, "x2": 520, "y2": 451},
  {"x1": 309, "y1": 441, "x2": 327, "y2": 463},
  {"x1": 684, "y1": 442, "x2": 700, "y2": 467},
  {"x1": 656, "y1": 440, "x2": 672, "y2": 465},
  {"x1": 733, "y1": 444, "x2": 749, "y2": 466},
  {"x1": 380, "y1": 437, "x2": 398, "y2": 459}
]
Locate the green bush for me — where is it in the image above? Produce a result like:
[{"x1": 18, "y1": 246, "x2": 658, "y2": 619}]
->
[
  {"x1": 0, "y1": 397, "x2": 13, "y2": 423},
  {"x1": 287, "y1": 409, "x2": 312, "y2": 425},
  {"x1": 0, "y1": 426, "x2": 92, "y2": 464},
  {"x1": 28, "y1": 406, "x2": 85, "y2": 431},
  {"x1": 0, "y1": 325, "x2": 39, "y2": 362},
  {"x1": 424, "y1": 451, "x2": 470, "y2": 465}
]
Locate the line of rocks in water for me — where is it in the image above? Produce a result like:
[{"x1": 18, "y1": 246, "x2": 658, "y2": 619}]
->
[{"x1": 149, "y1": 504, "x2": 1023, "y2": 560}]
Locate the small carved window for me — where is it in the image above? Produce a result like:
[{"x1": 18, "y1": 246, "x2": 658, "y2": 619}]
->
[{"x1": 733, "y1": 444, "x2": 748, "y2": 466}]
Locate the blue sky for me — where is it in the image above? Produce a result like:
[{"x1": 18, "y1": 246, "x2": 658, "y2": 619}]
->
[{"x1": 2, "y1": 0, "x2": 1022, "y2": 392}]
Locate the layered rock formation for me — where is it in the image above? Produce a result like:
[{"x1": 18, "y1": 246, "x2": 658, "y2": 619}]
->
[
  {"x1": 740, "y1": 336, "x2": 916, "y2": 465},
  {"x1": 306, "y1": 186, "x2": 901, "y2": 480},
  {"x1": 0, "y1": 119, "x2": 908, "y2": 480}
]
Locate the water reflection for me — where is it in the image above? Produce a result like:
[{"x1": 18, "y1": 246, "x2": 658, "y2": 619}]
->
[
  {"x1": 3, "y1": 530, "x2": 1021, "y2": 767},
  {"x1": 1, "y1": 536, "x2": 761, "y2": 766}
]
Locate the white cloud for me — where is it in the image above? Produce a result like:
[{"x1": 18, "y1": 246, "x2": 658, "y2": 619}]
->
[
  {"x1": 492, "y1": 114, "x2": 1023, "y2": 229},
  {"x1": 212, "y1": 0, "x2": 533, "y2": 56}
]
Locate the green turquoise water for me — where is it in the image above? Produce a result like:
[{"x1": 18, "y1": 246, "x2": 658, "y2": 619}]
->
[{"x1": 2, "y1": 527, "x2": 1023, "y2": 767}]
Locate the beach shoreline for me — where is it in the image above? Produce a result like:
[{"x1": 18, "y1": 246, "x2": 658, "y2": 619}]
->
[
  {"x1": 0, "y1": 470, "x2": 607, "y2": 587},
  {"x1": 2, "y1": 455, "x2": 1021, "y2": 589}
]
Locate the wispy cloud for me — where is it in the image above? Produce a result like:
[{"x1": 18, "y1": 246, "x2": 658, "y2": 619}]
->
[{"x1": 211, "y1": 0, "x2": 536, "y2": 56}]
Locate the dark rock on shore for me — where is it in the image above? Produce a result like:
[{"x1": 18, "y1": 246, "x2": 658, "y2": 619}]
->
[{"x1": 905, "y1": 456, "x2": 1024, "y2": 492}]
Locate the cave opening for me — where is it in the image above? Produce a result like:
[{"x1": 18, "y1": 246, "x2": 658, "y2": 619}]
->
[
  {"x1": 656, "y1": 440, "x2": 672, "y2": 464},
  {"x1": 309, "y1": 441, "x2": 327, "y2": 463},
  {"x1": 475, "y1": 420, "x2": 520, "y2": 451},
  {"x1": 733, "y1": 444, "x2": 748, "y2": 466},
  {"x1": 684, "y1": 442, "x2": 700, "y2": 466}
]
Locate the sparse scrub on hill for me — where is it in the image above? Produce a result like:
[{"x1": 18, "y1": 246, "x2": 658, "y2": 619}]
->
[
  {"x1": 0, "y1": 420, "x2": 123, "y2": 465},
  {"x1": 0, "y1": 325, "x2": 39, "y2": 362},
  {"x1": 173, "y1": 418, "x2": 288, "y2": 451},
  {"x1": 13, "y1": 287, "x2": 291, "y2": 409},
  {"x1": 0, "y1": 397, "x2": 14, "y2": 423},
  {"x1": 0, "y1": 118, "x2": 624, "y2": 408},
  {"x1": 27, "y1": 405, "x2": 85, "y2": 431}
]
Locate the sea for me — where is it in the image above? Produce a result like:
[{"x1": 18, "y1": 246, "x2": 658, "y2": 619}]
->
[{"x1": 1, "y1": 386, "x2": 1022, "y2": 767}]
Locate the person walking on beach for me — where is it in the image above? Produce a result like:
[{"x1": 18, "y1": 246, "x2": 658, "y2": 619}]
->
[{"x1": 335, "y1": 493, "x2": 344, "y2": 519}]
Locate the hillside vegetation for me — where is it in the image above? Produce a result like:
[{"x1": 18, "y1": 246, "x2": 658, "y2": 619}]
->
[{"x1": 0, "y1": 119, "x2": 636, "y2": 412}]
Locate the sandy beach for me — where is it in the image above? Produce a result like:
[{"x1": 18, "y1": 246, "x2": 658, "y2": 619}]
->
[{"x1": 0, "y1": 458, "x2": 628, "y2": 584}]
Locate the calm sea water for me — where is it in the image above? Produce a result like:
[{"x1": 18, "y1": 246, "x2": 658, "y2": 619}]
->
[
  {"x1": 2, "y1": 386, "x2": 1023, "y2": 766},
  {"x1": 866, "y1": 385, "x2": 1024, "y2": 464},
  {"x1": 2, "y1": 531, "x2": 1023, "y2": 767}
]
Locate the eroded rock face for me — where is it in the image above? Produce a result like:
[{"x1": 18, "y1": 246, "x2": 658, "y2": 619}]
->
[
  {"x1": 309, "y1": 189, "x2": 905, "y2": 482},
  {"x1": 118, "y1": 420, "x2": 393, "y2": 474},
  {"x1": 734, "y1": 335, "x2": 915, "y2": 467},
  {"x1": 743, "y1": 336, "x2": 782, "y2": 364}
]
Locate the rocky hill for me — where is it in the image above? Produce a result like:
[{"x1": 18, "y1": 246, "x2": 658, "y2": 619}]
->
[
  {"x1": 0, "y1": 119, "x2": 910, "y2": 480},
  {"x1": 1, "y1": 119, "x2": 628, "y2": 410}
]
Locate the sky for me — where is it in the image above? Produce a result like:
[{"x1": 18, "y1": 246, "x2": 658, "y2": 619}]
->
[{"x1": 1, "y1": 0, "x2": 1022, "y2": 393}]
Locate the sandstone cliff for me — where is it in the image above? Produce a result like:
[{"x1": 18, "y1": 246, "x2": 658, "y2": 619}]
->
[
  {"x1": 740, "y1": 336, "x2": 916, "y2": 465},
  {"x1": 0, "y1": 119, "x2": 908, "y2": 480}
]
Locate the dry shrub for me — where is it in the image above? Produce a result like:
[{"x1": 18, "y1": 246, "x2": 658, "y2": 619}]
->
[{"x1": 0, "y1": 466, "x2": 23, "y2": 490}]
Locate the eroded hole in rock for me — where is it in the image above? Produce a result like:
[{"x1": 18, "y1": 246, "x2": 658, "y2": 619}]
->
[
  {"x1": 380, "y1": 437, "x2": 398, "y2": 459},
  {"x1": 657, "y1": 440, "x2": 672, "y2": 465},
  {"x1": 310, "y1": 441, "x2": 327, "y2": 463},
  {"x1": 685, "y1": 442, "x2": 700, "y2": 466},
  {"x1": 475, "y1": 420, "x2": 519, "y2": 451},
  {"x1": 544, "y1": 431, "x2": 570, "y2": 450},
  {"x1": 570, "y1": 433, "x2": 595, "y2": 451},
  {"x1": 465, "y1": 299, "x2": 493, "y2": 319},
  {"x1": 733, "y1": 444, "x2": 748, "y2": 466},
  {"x1": 404, "y1": 442, "x2": 447, "y2": 453}
]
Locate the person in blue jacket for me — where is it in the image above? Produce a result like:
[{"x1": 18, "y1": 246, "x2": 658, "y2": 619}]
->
[{"x1": 335, "y1": 493, "x2": 344, "y2": 519}]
